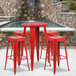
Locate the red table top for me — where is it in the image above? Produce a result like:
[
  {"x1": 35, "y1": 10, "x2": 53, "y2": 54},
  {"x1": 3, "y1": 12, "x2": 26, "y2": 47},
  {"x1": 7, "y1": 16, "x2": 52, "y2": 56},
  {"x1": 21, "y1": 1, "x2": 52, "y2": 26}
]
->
[{"x1": 22, "y1": 22, "x2": 48, "y2": 27}]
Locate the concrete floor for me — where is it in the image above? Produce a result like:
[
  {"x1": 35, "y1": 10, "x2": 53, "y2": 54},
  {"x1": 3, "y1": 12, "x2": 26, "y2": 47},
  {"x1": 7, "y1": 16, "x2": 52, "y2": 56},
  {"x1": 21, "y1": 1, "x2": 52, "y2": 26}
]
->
[{"x1": 0, "y1": 47, "x2": 76, "y2": 76}]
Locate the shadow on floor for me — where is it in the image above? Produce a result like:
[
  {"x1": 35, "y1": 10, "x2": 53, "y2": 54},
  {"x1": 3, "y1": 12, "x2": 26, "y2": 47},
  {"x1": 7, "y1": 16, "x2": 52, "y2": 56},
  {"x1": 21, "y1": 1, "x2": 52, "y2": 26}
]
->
[
  {"x1": 46, "y1": 67, "x2": 68, "y2": 73},
  {"x1": 7, "y1": 67, "x2": 28, "y2": 73},
  {"x1": 21, "y1": 61, "x2": 44, "y2": 69}
]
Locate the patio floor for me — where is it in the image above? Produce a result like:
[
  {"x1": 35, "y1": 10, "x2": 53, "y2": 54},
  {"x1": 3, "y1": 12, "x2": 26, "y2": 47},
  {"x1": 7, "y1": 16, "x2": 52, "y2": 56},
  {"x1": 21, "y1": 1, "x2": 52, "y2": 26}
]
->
[{"x1": 0, "y1": 46, "x2": 76, "y2": 76}]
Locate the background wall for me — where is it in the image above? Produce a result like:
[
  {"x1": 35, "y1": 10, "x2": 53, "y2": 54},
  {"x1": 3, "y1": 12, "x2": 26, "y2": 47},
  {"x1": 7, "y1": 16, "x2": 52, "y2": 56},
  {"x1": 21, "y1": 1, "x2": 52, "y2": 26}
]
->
[
  {"x1": 0, "y1": 0, "x2": 62, "y2": 21},
  {"x1": 0, "y1": 0, "x2": 18, "y2": 16},
  {"x1": 0, "y1": 0, "x2": 76, "y2": 46}
]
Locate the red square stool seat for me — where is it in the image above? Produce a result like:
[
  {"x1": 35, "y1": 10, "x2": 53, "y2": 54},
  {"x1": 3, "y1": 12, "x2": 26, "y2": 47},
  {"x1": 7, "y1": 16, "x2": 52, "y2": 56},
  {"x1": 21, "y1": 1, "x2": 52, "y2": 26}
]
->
[
  {"x1": 13, "y1": 31, "x2": 30, "y2": 58},
  {"x1": 4, "y1": 36, "x2": 30, "y2": 74},
  {"x1": 44, "y1": 36, "x2": 70, "y2": 74},
  {"x1": 40, "y1": 31, "x2": 58, "y2": 59}
]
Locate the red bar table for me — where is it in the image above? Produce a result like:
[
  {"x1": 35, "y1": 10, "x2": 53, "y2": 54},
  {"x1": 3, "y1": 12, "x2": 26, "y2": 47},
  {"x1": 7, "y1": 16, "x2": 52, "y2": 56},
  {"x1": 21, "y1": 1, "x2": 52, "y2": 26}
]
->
[{"x1": 22, "y1": 22, "x2": 48, "y2": 70}]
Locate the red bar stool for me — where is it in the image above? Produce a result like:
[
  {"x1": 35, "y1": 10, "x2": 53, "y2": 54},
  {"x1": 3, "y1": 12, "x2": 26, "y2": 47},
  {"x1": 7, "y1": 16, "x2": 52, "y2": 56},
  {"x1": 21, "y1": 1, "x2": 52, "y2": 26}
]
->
[
  {"x1": 13, "y1": 31, "x2": 30, "y2": 57},
  {"x1": 40, "y1": 31, "x2": 58, "y2": 59},
  {"x1": 44, "y1": 36, "x2": 70, "y2": 75},
  {"x1": 4, "y1": 36, "x2": 30, "y2": 74}
]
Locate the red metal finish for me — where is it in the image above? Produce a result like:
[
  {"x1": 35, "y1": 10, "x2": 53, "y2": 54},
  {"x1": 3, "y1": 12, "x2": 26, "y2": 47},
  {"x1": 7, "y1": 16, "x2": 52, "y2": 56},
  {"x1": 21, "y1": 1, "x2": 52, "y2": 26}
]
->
[
  {"x1": 40, "y1": 31, "x2": 58, "y2": 59},
  {"x1": 35, "y1": 27, "x2": 39, "y2": 61},
  {"x1": 22, "y1": 22, "x2": 48, "y2": 27},
  {"x1": 58, "y1": 42, "x2": 60, "y2": 66},
  {"x1": 22, "y1": 22, "x2": 48, "y2": 70},
  {"x1": 13, "y1": 31, "x2": 30, "y2": 57},
  {"x1": 30, "y1": 27, "x2": 35, "y2": 70},
  {"x1": 44, "y1": 36, "x2": 70, "y2": 75},
  {"x1": 4, "y1": 36, "x2": 30, "y2": 74}
]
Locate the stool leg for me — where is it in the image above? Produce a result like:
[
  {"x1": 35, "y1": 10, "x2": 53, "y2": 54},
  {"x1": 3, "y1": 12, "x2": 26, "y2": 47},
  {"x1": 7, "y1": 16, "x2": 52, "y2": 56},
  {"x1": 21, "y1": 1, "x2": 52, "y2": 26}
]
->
[
  {"x1": 20, "y1": 42, "x2": 24, "y2": 66},
  {"x1": 58, "y1": 42, "x2": 60, "y2": 67},
  {"x1": 18, "y1": 42, "x2": 21, "y2": 66},
  {"x1": 4, "y1": 40, "x2": 9, "y2": 70},
  {"x1": 11, "y1": 32, "x2": 16, "y2": 55},
  {"x1": 44, "y1": 42, "x2": 51, "y2": 69},
  {"x1": 40, "y1": 33, "x2": 44, "y2": 59},
  {"x1": 21, "y1": 42, "x2": 23, "y2": 56},
  {"x1": 13, "y1": 40, "x2": 17, "y2": 74},
  {"x1": 44, "y1": 47, "x2": 48, "y2": 70},
  {"x1": 24, "y1": 40, "x2": 30, "y2": 71},
  {"x1": 18, "y1": 42, "x2": 24, "y2": 67},
  {"x1": 26, "y1": 34, "x2": 31, "y2": 58},
  {"x1": 11, "y1": 42, "x2": 13, "y2": 59},
  {"x1": 48, "y1": 42, "x2": 51, "y2": 67},
  {"x1": 50, "y1": 41, "x2": 53, "y2": 56},
  {"x1": 11, "y1": 33, "x2": 15, "y2": 58},
  {"x1": 53, "y1": 40, "x2": 57, "y2": 75},
  {"x1": 64, "y1": 39, "x2": 70, "y2": 71}
]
